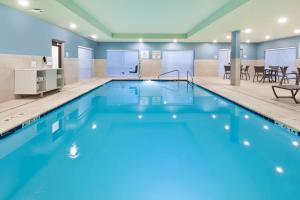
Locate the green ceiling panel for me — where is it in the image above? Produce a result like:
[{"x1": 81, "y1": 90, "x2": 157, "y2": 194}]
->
[
  {"x1": 56, "y1": 0, "x2": 249, "y2": 40},
  {"x1": 112, "y1": 33, "x2": 187, "y2": 39}
]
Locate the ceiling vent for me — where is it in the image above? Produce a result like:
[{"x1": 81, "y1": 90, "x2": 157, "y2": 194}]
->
[{"x1": 30, "y1": 8, "x2": 45, "y2": 14}]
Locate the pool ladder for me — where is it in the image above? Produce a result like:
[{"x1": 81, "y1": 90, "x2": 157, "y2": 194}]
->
[
  {"x1": 186, "y1": 71, "x2": 194, "y2": 86},
  {"x1": 158, "y1": 70, "x2": 180, "y2": 81}
]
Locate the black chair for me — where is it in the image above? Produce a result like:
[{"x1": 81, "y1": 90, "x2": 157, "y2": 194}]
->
[
  {"x1": 223, "y1": 65, "x2": 231, "y2": 79},
  {"x1": 129, "y1": 65, "x2": 138, "y2": 74},
  {"x1": 241, "y1": 65, "x2": 250, "y2": 80}
]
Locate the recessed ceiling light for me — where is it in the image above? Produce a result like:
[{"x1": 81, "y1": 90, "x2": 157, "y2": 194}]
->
[
  {"x1": 69, "y1": 23, "x2": 77, "y2": 29},
  {"x1": 294, "y1": 29, "x2": 300, "y2": 34},
  {"x1": 246, "y1": 40, "x2": 250, "y2": 43},
  {"x1": 213, "y1": 40, "x2": 218, "y2": 43},
  {"x1": 245, "y1": 28, "x2": 252, "y2": 33},
  {"x1": 226, "y1": 35, "x2": 231, "y2": 39},
  {"x1": 265, "y1": 35, "x2": 271, "y2": 40},
  {"x1": 91, "y1": 34, "x2": 97, "y2": 39},
  {"x1": 138, "y1": 38, "x2": 143, "y2": 43},
  {"x1": 18, "y1": 0, "x2": 30, "y2": 7},
  {"x1": 278, "y1": 17, "x2": 288, "y2": 24},
  {"x1": 173, "y1": 39, "x2": 177, "y2": 43}
]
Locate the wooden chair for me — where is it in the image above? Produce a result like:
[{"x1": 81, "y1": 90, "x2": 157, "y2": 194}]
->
[
  {"x1": 272, "y1": 68, "x2": 300, "y2": 104},
  {"x1": 223, "y1": 65, "x2": 231, "y2": 79}
]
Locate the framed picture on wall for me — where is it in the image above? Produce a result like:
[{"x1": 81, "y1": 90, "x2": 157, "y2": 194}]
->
[
  {"x1": 140, "y1": 50, "x2": 150, "y2": 59},
  {"x1": 152, "y1": 51, "x2": 161, "y2": 59}
]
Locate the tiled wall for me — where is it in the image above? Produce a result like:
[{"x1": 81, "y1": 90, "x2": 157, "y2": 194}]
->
[
  {"x1": 64, "y1": 58, "x2": 79, "y2": 84},
  {"x1": 92, "y1": 58, "x2": 262, "y2": 78}
]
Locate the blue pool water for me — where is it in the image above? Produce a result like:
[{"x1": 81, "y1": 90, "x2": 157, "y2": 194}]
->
[{"x1": 0, "y1": 80, "x2": 299, "y2": 200}]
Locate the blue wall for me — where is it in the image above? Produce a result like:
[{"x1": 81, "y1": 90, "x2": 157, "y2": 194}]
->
[
  {"x1": 95, "y1": 42, "x2": 257, "y2": 60},
  {"x1": 256, "y1": 36, "x2": 300, "y2": 59},
  {"x1": 0, "y1": 5, "x2": 97, "y2": 58}
]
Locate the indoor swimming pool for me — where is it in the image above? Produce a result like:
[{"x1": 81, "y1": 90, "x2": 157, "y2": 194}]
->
[{"x1": 0, "y1": 80, "x2": 299, "y2": 200}]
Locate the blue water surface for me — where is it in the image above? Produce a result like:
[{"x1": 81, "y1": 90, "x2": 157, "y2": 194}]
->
[{"x1": 0, "y1": 81, "x2": 299, "y2": 200}]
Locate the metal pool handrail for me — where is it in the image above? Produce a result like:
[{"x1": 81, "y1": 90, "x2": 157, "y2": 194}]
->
[
  {"x1": 186, "y1": 71, "x2": 194, "y2": 84},
  {"x1": 158, "y1": 70, "x2": 180, "y2": 80}
]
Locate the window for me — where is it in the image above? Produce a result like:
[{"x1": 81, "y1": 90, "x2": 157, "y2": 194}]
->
[
  {"x1": 265, "y1": 47, "x2": 296, "y2": 72},
  {"x1": 78, "y1": 47, "x2": 93, "y2": 80},
  {"x1": 162, "y1": 50, "x2": 194, "y2": 76},
  {"x1": 107, "y1": 50, "x2": 139, "y2": 77}
]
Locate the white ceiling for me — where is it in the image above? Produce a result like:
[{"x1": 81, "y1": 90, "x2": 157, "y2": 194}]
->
[{"x1": 190, "y1": 0, "x2": 300, "y2": 42}]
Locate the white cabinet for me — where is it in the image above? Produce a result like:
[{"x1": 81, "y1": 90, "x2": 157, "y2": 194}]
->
[{"x1": 15, "y1": 68, "x2": 64, "y2": 96}]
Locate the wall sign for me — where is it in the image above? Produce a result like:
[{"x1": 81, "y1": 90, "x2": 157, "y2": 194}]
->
[
  {"x1": 152, "y1": 51, "x2": 161, "y2": 59},
  {"x1": 140, "y1": 50, "x2": 150, "y2": 59}
]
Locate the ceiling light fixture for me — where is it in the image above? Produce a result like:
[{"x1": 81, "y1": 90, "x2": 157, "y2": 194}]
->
[
  {"x1": 245, "y1": 28, "x2": 252, "y2": 33},
  {"x1": 294, "y1": 29, "x2": 300, "y2": 34},
  {"x1": 18, "y1": 0, "x2": 30, "y2": 7},
  {"x1": 278, "y1": 17, "x2": 288, "y2": 24},
  {"x1": 69, "y1": 23, "x2": 77, "y2": 29}
]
